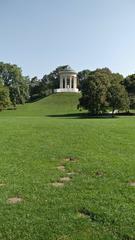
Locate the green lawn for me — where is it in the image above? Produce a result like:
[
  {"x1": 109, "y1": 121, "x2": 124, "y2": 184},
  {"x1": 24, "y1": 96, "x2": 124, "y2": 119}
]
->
[{"x1": 0, "y1": 93, "x2": 135, "y2": 240}]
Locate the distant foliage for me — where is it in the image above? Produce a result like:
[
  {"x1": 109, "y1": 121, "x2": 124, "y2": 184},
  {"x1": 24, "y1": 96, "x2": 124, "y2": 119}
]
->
[
  {"x1": 41, "y1": 66, "x2": 65, "y2": 93},
  {"x1": 29, "y1": 66, "x2": 68, "y2": 101},
  {"x1": 0, "y1": 61, "x2": 135, "y2": 113}
]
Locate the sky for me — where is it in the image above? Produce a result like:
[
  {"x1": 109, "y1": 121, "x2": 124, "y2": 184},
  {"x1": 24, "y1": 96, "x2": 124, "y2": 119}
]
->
[{"x1": 0, "y1": 0, "x2": 135, "y2": 78}]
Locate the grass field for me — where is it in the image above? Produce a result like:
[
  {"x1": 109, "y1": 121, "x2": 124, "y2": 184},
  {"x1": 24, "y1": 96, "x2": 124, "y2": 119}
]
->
[{"x1": 0, "y1": 93, "x2": 135, "y2": 240}]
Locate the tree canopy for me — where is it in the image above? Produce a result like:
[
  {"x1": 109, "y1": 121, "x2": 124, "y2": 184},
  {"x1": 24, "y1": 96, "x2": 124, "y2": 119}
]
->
[
  {"x1": 0, "y1": 62, "x2": 29, "y2": 107},
  {"x1": 78, "y1": 68, "x2": 129, "y2": 115},
  {"x1": 124, "y1": 74, "x2": 135, "y2": 108},
  {"x1": 0, "y1": 84, "x2": 11, "y2": 111}
]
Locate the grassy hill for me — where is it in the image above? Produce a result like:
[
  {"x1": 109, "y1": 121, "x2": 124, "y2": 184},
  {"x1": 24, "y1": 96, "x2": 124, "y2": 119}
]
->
[
  {"x1": 1, "y1": 93, "x2": 81, "y2": 116},
  {"x1": 0, "y1": 93, "x2": 135, "y2": 240}
]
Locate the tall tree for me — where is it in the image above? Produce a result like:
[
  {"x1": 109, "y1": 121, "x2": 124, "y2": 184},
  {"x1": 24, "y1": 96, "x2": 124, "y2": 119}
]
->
[
  {"x1": 108, "y1": 82, "x2": 129, "y2": 116},
  {"x1": 78, "y1": 69, "x2": 111, "y2": 114},
  {"x1": 77, "y1": 70, "x2": 91, "y2": 90},
  {"x1": 78, "y1": 68, "x2": 129, "y2": 115},
  {"x1": 0, "y1": 62, "x2": 29, "y2": 105},
  {"x1": 29, "y1": 76, "x2": 41, "y2": 101}
]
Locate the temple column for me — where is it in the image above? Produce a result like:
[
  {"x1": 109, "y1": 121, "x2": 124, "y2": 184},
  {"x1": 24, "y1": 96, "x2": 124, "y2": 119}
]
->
[
  {"x1": 75, "y1": 77, "x2": 77, "y2": 88},
  {"x1": 60, "y1": 76, "x2": 63, "y2": 88},
  {"x1": 73, "y1": 76, "x2": 76, "y2": 88},
  {"x1": 65, "y1": 76, "x2": 67, "y2": 88},
  {"x1": 72, "y1": 77, "x2": 74, "y2": 88},
  {"x1": 70, "y1": 76, "x2": 72, "y2": 88}
]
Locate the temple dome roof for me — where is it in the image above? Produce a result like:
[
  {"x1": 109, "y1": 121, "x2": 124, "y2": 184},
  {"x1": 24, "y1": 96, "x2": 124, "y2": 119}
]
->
[{"x1": 59, "y1": 65, "x2": 76, "y2": 74}]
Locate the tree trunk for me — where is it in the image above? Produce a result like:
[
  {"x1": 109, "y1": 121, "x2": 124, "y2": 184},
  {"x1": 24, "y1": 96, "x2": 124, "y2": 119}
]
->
[{"x1": 112, "y1": 108, "x2": 115, "y2": 118}]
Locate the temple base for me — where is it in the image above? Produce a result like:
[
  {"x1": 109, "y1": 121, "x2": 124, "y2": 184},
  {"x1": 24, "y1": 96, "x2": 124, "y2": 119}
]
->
[{"x1": 54, "y1": 88, "x2": 79, "y2": 93}]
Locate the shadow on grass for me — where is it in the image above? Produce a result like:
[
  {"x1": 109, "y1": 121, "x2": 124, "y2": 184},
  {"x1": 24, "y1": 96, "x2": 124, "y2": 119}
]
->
[
  {"x1": 47, "y1": 112, "x2": 135, "y2": 119},
  {"x1": 47, "y1": 113, "x2": 116, "y2": 119}
]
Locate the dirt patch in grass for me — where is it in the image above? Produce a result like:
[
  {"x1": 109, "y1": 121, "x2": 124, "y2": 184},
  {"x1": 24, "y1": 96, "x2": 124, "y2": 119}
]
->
[
  {"x1": 60, "y1": 177, "x2": 71, "y2": 182},
  {"x1": 51, "y1": 182, "x2": 64, "y2": 187},
  {"x1": 64, "y1": 156, "x2": 78, "y2": 162},
  {"x1": 57, "y1": 165, "x2": 65, "y2": 171},
  {"x1": 78, "y1": 208, "x2": 99, "y2": 221},
  {"x1": 66, "y1": 172, "x2": 75, "y2": 176},
  {"x1": 95, "y1": 171, "x2": 105, "y2": 177},
  {"x1": 77, "y1": 212, "x2": 89, "y2": 218},
  {"x1": 57, "y1": 235, "x2": 69, "y2": 240},
  {"x1": 7, "y1": 197, "x2": 23, "y2": 204},
  {"x1": 129, "y1": 181, "x2": 135, "y2": 187},
  {"x1": 51, "y1": 176, "x2": 71, "y2": 187},
  {"x1": 0, "y1": 183, "x2": 6, "y2": 187}
]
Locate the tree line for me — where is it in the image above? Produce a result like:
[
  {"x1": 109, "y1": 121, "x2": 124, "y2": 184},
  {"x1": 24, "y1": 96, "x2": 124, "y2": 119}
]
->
[{"x1": 0, "y1": 62, "x2": 135, "y2": 114}]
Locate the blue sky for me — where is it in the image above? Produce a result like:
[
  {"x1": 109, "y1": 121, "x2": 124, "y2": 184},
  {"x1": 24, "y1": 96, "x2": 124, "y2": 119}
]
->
[{"x1": 0, "y1": 0, "x2": 135, "y2": 78}]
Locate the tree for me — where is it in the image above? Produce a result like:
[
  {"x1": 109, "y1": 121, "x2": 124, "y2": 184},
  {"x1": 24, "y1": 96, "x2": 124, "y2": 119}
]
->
[
  {"x1": 78, "y1": 68, "x2": 129, "y2": 116},
  {"x1": 39, "y1": 78, "x2": 49, "y2": 97},
  {"x1": 39, "y1": 74, "x2": 52, "y2": 97},
  {"x1": 77, "y1": 70, "x2": 91, "y2": 90},
  {"x1": 41, "y1": 69, "x2": 58, "y2": 94},
  {"x1": 41, "y1": 65, "x2": 69, "y2": 94},
  {"x1": 108, "y1": 83, "x2": 129, "y2": 116},
  {"x1": 0, "y1": 85, "x2": 11, "y2": 111},
  {"x1": 9, "y1": 76, "x2": 29, "y2": 105},
  {"x1": 0, "y1": 62, "x2": 29, "y2": 105},
  {"x1": 78, "y1": 69, "x2": 111, "y2": 114},
  {"x1": 124, "y1": 74, "x2": 135, "y2": 108},
  {"x1": 29, "y1": 76, "x2": 41, "y2": 101}
]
